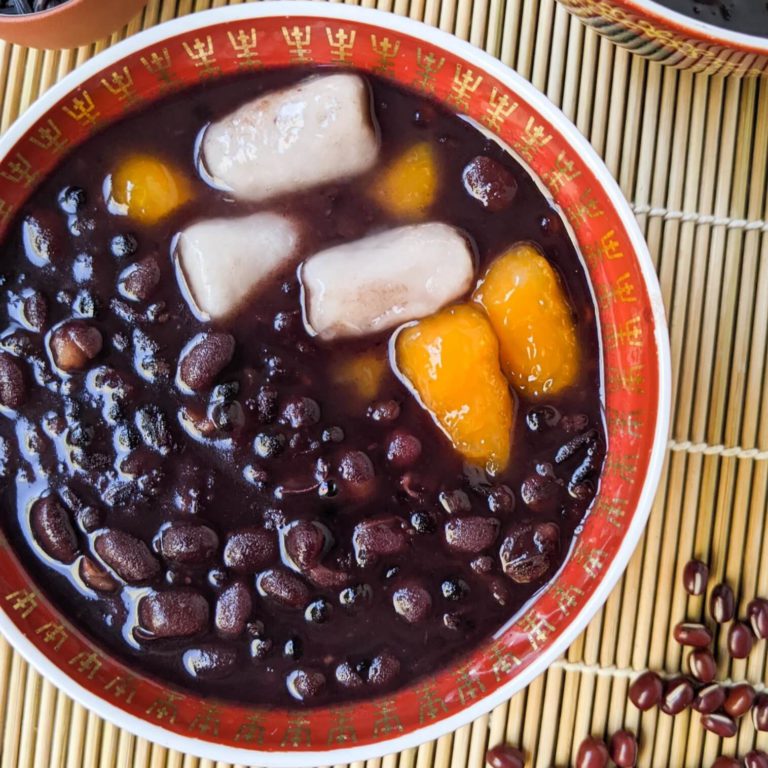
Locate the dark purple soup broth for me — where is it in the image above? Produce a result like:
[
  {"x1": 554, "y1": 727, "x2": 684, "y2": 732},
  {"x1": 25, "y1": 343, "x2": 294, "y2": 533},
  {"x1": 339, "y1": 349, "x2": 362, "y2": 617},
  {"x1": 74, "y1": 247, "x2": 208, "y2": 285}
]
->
[{"x1": 0, "y1": 67, "x2": 604, "y2": 707}]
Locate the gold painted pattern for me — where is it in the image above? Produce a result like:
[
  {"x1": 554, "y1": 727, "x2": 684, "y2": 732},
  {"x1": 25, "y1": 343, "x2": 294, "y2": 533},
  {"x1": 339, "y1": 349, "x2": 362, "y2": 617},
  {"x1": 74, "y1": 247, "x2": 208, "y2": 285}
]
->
[
  {"x1": 227, "y1": 29, "x2": 261, "y2": 69},
  {"x1": 140, "y1": 48, "x2": 178, "y2": 90},
  {"x1": 28, "y1": 119, "x2": 68, "y2": 154},
  {"x1": 282, "y1": 26, "x2": 313, "y2": 63},
  {"x1": 62, "y1": 91, "x2": 100, "y2": 127},
  {"x1": 100, "y1": 67, "x2": 138, "y2": 105},
  {"x1": 370, "y1": 35, "x2": 400, "y2": 74},
  {"x1": 482, "y1": 87, "x2": 518, "y2": 131},
  {"x1": 182, "y1": 36, "x2": 220, "y2": 79},
  {"x1": 326, "y1": 27, "x2": 356, "y2": 63},
  {"x1": 414, "y1": 48, "x2": 446, "y2": 93}
]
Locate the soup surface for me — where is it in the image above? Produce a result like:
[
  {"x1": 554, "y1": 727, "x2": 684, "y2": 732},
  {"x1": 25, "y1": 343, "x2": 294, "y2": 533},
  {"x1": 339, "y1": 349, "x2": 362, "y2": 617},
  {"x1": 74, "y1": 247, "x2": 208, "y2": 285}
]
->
[
  {"x1": 653, "y1": 0, "x2": 768, "y2": 36},
  {"x1": 0, "y1": 67, "x2": 605, "y2": 707}
]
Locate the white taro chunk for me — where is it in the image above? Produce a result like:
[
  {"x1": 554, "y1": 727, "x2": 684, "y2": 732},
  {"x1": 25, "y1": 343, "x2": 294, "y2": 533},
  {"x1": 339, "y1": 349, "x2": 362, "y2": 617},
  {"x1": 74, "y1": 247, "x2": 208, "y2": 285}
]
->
[
  {"x1": 200, "y1": 73, "x2": 379, "y2": 202},
  {"x1": 175, "y1": 212, "x2": 300, "y2": 321},
  {"x1": 300, "y1": 223, "x2": 475, "y2": 340}
]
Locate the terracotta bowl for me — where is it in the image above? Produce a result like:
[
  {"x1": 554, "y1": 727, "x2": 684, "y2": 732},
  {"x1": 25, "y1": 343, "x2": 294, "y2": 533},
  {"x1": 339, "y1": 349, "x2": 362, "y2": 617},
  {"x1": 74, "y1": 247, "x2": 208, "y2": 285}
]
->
[
  {"x1": 0, "y1": 3, "x2": 671, "y2": 764},
  {"x1": 0, "y1": 0, "x2": 148, "y2": 49},
  {"x1": 554, "y1": 0, "x2": 768, "y2": 76}
]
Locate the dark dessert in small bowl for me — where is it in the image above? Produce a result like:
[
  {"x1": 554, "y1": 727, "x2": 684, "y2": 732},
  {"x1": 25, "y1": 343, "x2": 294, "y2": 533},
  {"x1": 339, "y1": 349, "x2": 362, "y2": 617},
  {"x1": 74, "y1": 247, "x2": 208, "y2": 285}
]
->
[
  {"x1": 555, "y1": 0, "x2": 768, "y2": 75},
  {"x1": 0, "y1": 3, "x2": 670, "y2": 763}
]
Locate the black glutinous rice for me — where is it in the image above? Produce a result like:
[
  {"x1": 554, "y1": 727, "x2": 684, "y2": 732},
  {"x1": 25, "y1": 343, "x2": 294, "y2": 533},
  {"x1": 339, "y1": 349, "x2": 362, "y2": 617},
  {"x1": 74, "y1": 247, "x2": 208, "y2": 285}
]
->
[{"x1": 0, "y1": 0, "x2": 70, "y2": 15}]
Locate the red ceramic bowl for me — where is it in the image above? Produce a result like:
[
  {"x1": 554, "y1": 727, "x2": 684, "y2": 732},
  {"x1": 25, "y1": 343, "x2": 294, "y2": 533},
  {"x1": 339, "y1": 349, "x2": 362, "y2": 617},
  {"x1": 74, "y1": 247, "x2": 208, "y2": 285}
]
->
[
  {"x1": 555, "y1": 0, "x2": 768, "y2": 75},
  {"x1": 0, "y1": 3, "x2": 671, "y2": 764}
]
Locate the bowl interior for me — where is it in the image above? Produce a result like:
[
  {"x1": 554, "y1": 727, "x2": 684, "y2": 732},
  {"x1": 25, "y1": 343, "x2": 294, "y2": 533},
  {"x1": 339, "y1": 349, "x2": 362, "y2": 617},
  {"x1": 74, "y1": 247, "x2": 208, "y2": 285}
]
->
[{"x1": 0, "y1": 5, "x2": 669, "y2": 764}]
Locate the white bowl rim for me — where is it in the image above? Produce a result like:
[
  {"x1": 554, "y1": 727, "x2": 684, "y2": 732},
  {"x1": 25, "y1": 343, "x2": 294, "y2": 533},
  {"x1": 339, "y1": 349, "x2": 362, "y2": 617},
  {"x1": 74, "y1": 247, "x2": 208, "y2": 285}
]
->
[
  {"x1": 615, "y1": 0, "x2": 768, "y2": 54},
  {"x1": 0, "y1": 3, "x2": 672, "y2": 765}
]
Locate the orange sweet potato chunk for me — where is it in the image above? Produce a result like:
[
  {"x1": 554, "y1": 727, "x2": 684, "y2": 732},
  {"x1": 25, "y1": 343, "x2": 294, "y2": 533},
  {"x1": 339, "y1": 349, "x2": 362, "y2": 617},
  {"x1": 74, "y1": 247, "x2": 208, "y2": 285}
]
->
[
  {"x1": 334, "y1": 351, "x2": 388, "y2": 402},
  {"x1": 473, "y1": 242, "x2": 579, "y2": 397},
  {"x1": 395, "y1": 304, "x2": 514, "y2": 475},
  {"x1": 109, "y1": 155, "x2": 191, "y2": 225},
  {"x1": 370, "y1": 142, "x2": 437, "y2": 219}
]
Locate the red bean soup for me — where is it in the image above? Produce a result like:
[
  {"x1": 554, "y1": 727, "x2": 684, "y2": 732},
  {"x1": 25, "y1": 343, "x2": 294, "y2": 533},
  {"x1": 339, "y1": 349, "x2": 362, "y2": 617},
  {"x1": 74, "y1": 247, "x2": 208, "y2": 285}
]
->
[{"x1": 0, "y1": 67, "x2": 605, "y2": 707}]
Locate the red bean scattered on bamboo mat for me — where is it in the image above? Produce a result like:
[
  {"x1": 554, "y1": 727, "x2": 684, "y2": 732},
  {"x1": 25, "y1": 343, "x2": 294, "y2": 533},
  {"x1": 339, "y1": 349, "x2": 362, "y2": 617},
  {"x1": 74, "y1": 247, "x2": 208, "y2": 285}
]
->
[
  {"x1": 728, "y1": 621, "x2": 755, "y2": 659},
  {"x1": 485, "y1": 744, "x2": 524, "y2": 768},
  {"x1": 747, "y1": 598, "x2": 768, "y2": 639},
  {"x1": 752, "y1": 693, "x2": 768, "y2": 732},
  {"x1": 575, "y1": 737, "x2": 610, "y2": 768},
  {"x1": 745, "y1": 751, "x2": 768, "y2": 768},
  {"x1": 609, "y1": 730, "x2": 638, "y2": 768},
  {"x1": 724, "y1": 683, "x2": 756, "y2": 718},
  {"x1": 660, "y1": 676, "x2": 695, "y2": 715},
  {"x1": 710, "y1": 583, "x2": 736, "y2": 623},
  {"x1": 674, "y1": 621, "x2": 713, "y2": 647},
  {"x1": 689, "y1": 648, "x2": 717, "y2": 683},
  {"x1": 629, "y1": 670, "x2": 663, "y2": 710},
  {"x1": 693, "y1": 683, "x2": 726, "y2": 714},
  {"x1": 683, "y1": 559, "x2": 709, "y2": 596},
  {"x1": 701, "y1": 713, "x2": 738, "y2": 738},
  {"x1": 711, "y1": 758, "x2": 741, "y2": 768}
]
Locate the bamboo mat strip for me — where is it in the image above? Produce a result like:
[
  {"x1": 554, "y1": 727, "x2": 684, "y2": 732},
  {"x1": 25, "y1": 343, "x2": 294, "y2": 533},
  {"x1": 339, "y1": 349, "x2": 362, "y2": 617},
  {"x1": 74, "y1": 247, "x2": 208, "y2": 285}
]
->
[{"x1": 0, "y1": 0, "x2": 765, "y2": 766}]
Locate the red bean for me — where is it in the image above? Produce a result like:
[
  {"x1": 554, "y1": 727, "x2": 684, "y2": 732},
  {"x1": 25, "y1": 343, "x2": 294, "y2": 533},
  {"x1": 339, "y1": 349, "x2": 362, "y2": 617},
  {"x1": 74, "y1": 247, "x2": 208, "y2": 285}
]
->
[
  {"x1": 753, "y1": 693, "x2": 768, "y2": 731},
  {"x1": 701, "y1": 713, "x2": 737, "y2": 738},
  {"x1": 689, "y1": 648, "x2": 717, "y2": 683},
  {"x1": 711, "y1": 758, "x2": 741, "y2": 768},
  {"x1": 728, "y1": 621, "x2": 755, "y2": 659},
  {"x1": 723, "y1": 683, "x2": 755, "y2": 717},
  {"x1": 337, "y1": 449, "x2": 376, "y2": 499},
  {"x1": 353, "y1": 517, "x2": 409, "y2": 565},
  {"x1": 386, "y1": 430, "x2": 422, "y2": 469},
  {"x1": 49, "y1": 321, "x2": 102, "y2": 372},
  {"x1": 462, "y1": 156, "x2": 518, "y2": 211},
  {"x1": 629, "y1": 671, "x2": 663, "y2": 711},
  {"x1": 177, "y1": 332, "x2": 235, "y2": 392},
  {"x1": 223, "y1": 527, "x2": 277, "y2": 573},
  {"x1": 392, "y1": 581, "x2": 432, "y2": 624},
  {"x1": 214, "y1": 581, "x2": 252, "y2": 639},
  {"x1": 745, "y1": 750, "x2": 768, "y2": 768},
  {"x1": 444, "y1": 516, "x2": 500, "y2": 554},
  {"x1": 256, "y1": 568, "x2": 310, "y2": 609},
  {"x1": 683, "y1": 559, "x2": 709, "y2": 596},
  {"x1": 286, "y1": 668, "x2": 325, "y2": 701},
  {"x1": 0, "y1": 352, "x2": 26, "y2": 409},
  {"x1": 673, "y1": 621, "x2": 713, "y2": 647},
  {"x1": 747, "y1": 598, "x2": 768, "y2": 639},
  {"x1": 95, "y1": 529, "x2": 160, "y2": 583},
  {"x1": 710, "y1": 583, "x2": 735, "y2": 623},
  {"x1": 22, "y1": 291, "x2": 47, "y2": 332},
  {"x1": 485, "y1": 744, "x2": 525, "y2": 768},
  {"x1": 335, "y1": 661, "x2": 365, "y2": 689},
  {"x1": 499, "y1": 521, "x2": 559, "y2": 584},
  {"x1": 79, "y1": 556, "x2": 118, "y2": 592},
  {"x1": 693, "y1": 684, "x2": 726, "y2": 714},
  {"x1": 576, "y1": 736, "x2": 610, "y2": 768},
  {"x1": 280, "y1": 395, "x2": 321, "y2": 428},
  {"x1": 30, "y1": 495, "x2": 78, "y2": 564},
  {"x1": 182, "y1": 644, "x2": 236, "y2": 680},
  {"x1": 283, "y1": 520, "x2": 327, "y2": 571},
  {"x1": 367, "y1": 651, "x2": 401, "y2": 687},
  {"x1": 159, "y1": 522, "x2": 218, "y2": 566},
  {"x1": 609, "y1": 730, "x2": 638, "y2": 767},
  {"x1": 119, "y1": 256, "x2": 160, "y2": 301},
  {"x1": 660, "y1": 677, "x2": 694, "y2": 715},
  {"x1": 138, "y1": 590, "x2": 209, "y2": 639}
]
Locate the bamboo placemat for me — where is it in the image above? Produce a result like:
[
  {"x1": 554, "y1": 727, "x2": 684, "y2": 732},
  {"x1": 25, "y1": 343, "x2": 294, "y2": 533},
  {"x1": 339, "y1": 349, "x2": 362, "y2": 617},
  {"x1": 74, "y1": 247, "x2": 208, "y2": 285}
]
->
[{"x1": 0, "y1": 0, "x2": 766, "y2": 766}]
